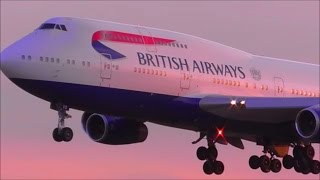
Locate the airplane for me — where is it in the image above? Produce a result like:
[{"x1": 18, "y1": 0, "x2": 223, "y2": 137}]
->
[{"x1": 1, "y1": 17, "x2": 319, "y2": 176}]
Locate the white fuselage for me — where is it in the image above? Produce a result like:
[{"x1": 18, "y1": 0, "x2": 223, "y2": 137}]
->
[{"x1": 1, "y1": 17, "x2": 320, "y2": 127}]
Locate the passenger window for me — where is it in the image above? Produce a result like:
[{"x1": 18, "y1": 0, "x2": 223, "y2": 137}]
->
[
  {"x1": 72, "y1": 60, "x2": 75, "y2": 65},
  {"x1": 22, "y1": 55, "x2": 25, "y2": 60},
  {"x1": 28, "y1": 56, "x2": 31, "y2": 60},
  {"x1": 184, "y1": 44, "x2": 188, "y2": 49},
  {"x1": 67, "y1": 59, "x2": 70, "y2": 64},
  {"x1": 87, "y1": 62, "x2": 90, "y2": 67},
  {"x1": 82, "y1": 61, "x2": 85, "y2": 66},
  {"x1": 45, "y1": 57, "x2": 49, "y2": 62},
  {"x1": 51, "y1": 58, "x2": 55, "y2": 63},
  {"x1": 56, "y1": 58, "x2": 60, "y2": 63},
  {"x1": 40, "y1": 57, "x2": 43, "y2": 61}
]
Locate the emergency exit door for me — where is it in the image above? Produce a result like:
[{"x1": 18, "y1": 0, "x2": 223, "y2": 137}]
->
[
  {"x1": 274, "y1": 77, "x2": 284, "y2": 96},
  {"x1": 100, "y1": 53, "x2": 112, "y2": 79}
]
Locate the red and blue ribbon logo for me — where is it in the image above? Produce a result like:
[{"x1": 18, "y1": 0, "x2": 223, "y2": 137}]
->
[{"x1": 92, "y1": 30, "x2": 175, "y2": 60}]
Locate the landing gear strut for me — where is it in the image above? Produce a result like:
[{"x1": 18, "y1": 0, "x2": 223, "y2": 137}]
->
[
  {"x1": 194, "y1": 132, "x2": 225, "y2": 175},
  {"x1": 51, "y1": 103, "x2": 73, "y2": 142}
]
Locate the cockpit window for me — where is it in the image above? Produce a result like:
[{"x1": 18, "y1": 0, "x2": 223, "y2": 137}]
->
[
  {"x1": 60, "y1": 25, "x2": 67, "y2": 31},
  {"x1": 55, "y1": 24, "x2": 61, "y2": 30},
  {"x1": 38, "y1": 23, "x2": 67, "y2": 31},
  {"x1": 39, "y1": 23, "x2": 55, "y2": 29}
]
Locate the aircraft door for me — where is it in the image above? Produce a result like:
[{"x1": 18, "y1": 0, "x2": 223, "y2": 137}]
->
[
  {"x1": 274, "y1": 77, "x2": 284, "y2": 96},
  {"x1": 137, "y1": 27, "x2": 157, "y2": 53},
  {"x1": 100, "y1": 53, "x2": 112, "y2": 79},
  {"x1": 180, "y1": 71, "x2": 191, "y2": 90}
]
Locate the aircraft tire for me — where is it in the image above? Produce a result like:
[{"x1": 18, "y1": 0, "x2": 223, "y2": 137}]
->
[
  {"x1": 283, "y1": 155, "x2": 294, "y2": 169},
  {"x1": 203, "y1": 160, "x2": 214, "y2": 175},
  {"x1": 213, "y1": 161, "x2": 224, "y2": 175},
  {"x1": 207, "y1": 146, "x2": 218, "y2": 160},
  {"x1": 270, "y1": 159, "x2": 282, "y2": 173},
  {"x1": 52, "y1": 128, "x2": 63, "y2": 142},
  {"x1": 197, "y1": 146, "x2": 208, "y2": 161},
  {"x1": 249, "y1": 155, "x2": 260, "y2": 169},
  {"x1": 62, "y1": 127, "x2": 73, "y2": 142},
  {"x1": 310, "y1": 160, "x2": 320, "y2": 174},
  {"x1": 304, "y1": 145, "x2": 315, "y2": 160}
]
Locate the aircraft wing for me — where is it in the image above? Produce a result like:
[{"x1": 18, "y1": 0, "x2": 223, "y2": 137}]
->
[{"x1": 199, "y1": 95, "x2": 320, "y2": 123}]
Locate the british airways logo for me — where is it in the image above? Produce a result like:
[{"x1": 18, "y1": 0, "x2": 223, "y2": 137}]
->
[{"x1": 91, "y1": 30, "x2": 175, "y2": 60}]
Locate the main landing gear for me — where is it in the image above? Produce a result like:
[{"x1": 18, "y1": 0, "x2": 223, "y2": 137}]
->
[
  {"x1": 282, "y1": 144, "x2": 320, "y2": 174},
  {"x1": 249, "y1": 144, "x2": 320, "y2": 174},
  {"x1": 51, "y1": 103, "x2": 73, "y2": 142},
  {"x1": 249, "y1": 148, "x2": 282, "y2": 173},
  {"x1": 194, "y1": 132, "x2": 225, "y2": 175}
]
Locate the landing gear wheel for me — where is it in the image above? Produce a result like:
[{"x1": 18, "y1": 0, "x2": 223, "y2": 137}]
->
[
  {"x1": 260, "y1": 155, "x2": 271, "y2": 173},
  {"x1": 304, "y1": 145, "x2": 315, "y2": 160},
  {"x1": 213, "y1": 161, "x2": 224, "y2": 175},
  {"x1": 203, "y1": 160, "x2": 214, "y2": 175},
  {"x1": 301, "y1": 162, "x2": 311, "y2": 174},
  {"x1": 197, "y1": 146, "x2": 208, "y2": 161},
  {"x1": 283, "y1": 155, "x2": 294, "y2": 169},
  {"x1": 270, "y1": 159, "x2": 282, "y2": 173},
  {"x1": 310, "y1": 160, "x2": 320, "y2": 174},
  {"x1": 294, "y1": 160, "x2": 302, "y2": 173},
  {"x1": 249, "y1": 155, "x2": 260, "y2": 169},
  {"x1": 62, "y1": 127, "x2": 73, "y2": 142},
  {"x1": 207, "y1": 146, "x2": 218, "y2": 160},
  {"x1": 293, "y1": 145, "x2": 304, "y2": 159},
  {"x1": 52, "y1": 128, "x2": 63, "y2": 142}
]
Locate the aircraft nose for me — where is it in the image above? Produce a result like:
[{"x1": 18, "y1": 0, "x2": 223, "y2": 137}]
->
[{"x1": 1, "y1": 47, "x2": 17, "y2": 79}]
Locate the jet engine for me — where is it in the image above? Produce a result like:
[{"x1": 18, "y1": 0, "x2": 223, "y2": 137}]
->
[
  {"x1": 295, "y1": 105, "x2": 320, "y2": 141},
  {"x1": 82, "y1": 113, "x2": 148, "y2": 145}
]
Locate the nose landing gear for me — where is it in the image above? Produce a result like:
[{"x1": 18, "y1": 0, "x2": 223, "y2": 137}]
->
[{"x1": 51, "y1": 103, "x2": 73, "y2": 142}]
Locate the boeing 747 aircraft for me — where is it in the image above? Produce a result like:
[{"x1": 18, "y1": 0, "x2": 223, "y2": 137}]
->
[{"x1": 1, "y1": 17, "x2": 319, "y2": 175}]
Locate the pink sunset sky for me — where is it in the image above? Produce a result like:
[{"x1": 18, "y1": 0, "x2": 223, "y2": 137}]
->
[{"x1": 1, "y1": 1, "x2": 319, "y2": 179}]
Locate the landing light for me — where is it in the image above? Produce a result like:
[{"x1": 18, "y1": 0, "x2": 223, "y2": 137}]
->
[
  {"x1": 230, "y1": 100, "x2": 237, "y2": 105},
  {"x1": 240, "y1": 100, "x2": 246, "y2": 105}
]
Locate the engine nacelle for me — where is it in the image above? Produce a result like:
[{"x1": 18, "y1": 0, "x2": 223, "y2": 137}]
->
[
  {"x1": 84, "y1": 113, "x2": 148, "y2": 145},
  {"x1": 81, "y1": 112, "x2": 92, "y2": 132},
  {"x1": 295, "y1": 105, "x2": 320, "y2": 141}
]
